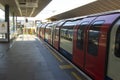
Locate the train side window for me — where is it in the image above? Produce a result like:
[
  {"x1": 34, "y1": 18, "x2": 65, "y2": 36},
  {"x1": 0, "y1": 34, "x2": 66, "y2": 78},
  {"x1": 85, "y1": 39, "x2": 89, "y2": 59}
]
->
[
  {"x1": 77, "y1": 21, "x2": 89, "y2": 50},
  {"x1": 115, "y1": 26, "x2": 120, "y2": 58},
  {"x1": 88, "y1": 21, "x2": 104, "y2": 56}
]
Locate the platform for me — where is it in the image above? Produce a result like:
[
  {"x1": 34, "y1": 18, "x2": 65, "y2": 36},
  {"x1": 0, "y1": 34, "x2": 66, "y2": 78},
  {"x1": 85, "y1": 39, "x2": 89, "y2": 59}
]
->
[{"x1": 0, "y1": 34, "x2": 89, "y2": 80}]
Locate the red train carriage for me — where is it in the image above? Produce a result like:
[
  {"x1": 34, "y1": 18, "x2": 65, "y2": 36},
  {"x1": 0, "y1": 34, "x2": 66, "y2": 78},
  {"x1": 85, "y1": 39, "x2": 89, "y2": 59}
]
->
[
  {"x1": 73, "y1": 13, "x2": 120, "y2": 80},
  {"x1": 39, "y1": 11, "x2": 120, "y2": 80},
  {"x1": 40, "y1": 23, "x2": 50, "y2": 40}
]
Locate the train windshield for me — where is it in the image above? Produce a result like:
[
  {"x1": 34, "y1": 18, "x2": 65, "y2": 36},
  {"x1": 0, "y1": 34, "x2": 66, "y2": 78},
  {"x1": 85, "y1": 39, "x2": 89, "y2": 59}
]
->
[{"x1": 115, "y1": 26, "x2": 120, "y2": 58}]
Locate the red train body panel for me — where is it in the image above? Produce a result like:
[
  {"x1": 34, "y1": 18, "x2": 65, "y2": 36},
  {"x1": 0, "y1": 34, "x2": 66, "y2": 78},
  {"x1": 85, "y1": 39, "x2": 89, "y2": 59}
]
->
[
  {"x1": 73, "y1": 17, "x2": 97, "y2": 69},
  {"x1": 85, "y1": 13, "x2": 120, "y2": 80}
]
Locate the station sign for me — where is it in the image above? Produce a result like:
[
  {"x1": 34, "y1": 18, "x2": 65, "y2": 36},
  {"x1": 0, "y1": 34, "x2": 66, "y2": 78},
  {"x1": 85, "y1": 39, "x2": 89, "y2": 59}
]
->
[{"x1": 0, "y1": 22, "x2": 7, "y2": 33}]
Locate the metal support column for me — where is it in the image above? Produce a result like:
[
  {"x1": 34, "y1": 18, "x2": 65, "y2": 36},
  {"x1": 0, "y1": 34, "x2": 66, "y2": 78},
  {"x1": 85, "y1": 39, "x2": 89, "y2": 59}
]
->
[
  {"x1": 16, "y1": 16, "x2": 17, "y2": 31},
  {"x1": 5, "y1": 4, "x2": 10, "y2": 42}
]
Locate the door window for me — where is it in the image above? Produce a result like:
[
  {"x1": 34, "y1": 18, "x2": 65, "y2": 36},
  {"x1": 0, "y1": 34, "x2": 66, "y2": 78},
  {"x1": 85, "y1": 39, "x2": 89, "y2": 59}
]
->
[
  {"x1": 77, "y1": 21, "x2": 89, "y2": 50},
  {"x1": 87, "y1": 21, "x2": 104, "y2": 56}
]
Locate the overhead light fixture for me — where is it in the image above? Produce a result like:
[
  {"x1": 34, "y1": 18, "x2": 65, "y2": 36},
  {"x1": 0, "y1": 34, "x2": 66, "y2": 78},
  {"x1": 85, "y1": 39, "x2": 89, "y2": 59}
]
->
[
  {"x1": 19, "y1": 2, "x2": 38, "y2": 8},
  {"x1": 26, "y1": 2, "x2": 38, "y2": 8}
]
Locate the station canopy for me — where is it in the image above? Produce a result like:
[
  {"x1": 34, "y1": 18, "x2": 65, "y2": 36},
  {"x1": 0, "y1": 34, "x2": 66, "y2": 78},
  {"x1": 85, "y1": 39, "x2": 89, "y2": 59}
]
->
[
  {"x1": 48, "y1": 0, "x2": 120, "y2": 20},
  {"x1": 0, "y1": 0, "x2": 51, "y2": 17},
  {"x1": 0, "y1": 0, "x2": 120, "y2": 20}
]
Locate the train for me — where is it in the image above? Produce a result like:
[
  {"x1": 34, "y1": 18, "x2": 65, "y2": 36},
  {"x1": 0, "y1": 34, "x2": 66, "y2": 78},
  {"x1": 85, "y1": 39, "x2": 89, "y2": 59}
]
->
[{"x1": 36, "y1": 11, "x2": 120, "y2": 80}]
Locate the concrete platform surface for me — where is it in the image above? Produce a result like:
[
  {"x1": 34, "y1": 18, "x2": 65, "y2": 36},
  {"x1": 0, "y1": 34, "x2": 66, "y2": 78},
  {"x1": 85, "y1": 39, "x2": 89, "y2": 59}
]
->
[{"x1": 0, "y1": 34, "x2": 84, "y2": 80}]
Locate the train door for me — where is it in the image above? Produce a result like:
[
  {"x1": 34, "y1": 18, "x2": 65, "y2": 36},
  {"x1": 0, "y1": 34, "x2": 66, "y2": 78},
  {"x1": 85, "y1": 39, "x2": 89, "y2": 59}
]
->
[
  {"x1": 39, "y1": 25, "x2": 42, "y2": 38},
  {"x1": 51, "y1": 23, "x2": 54, "y2": 45},
  {"x1": 85, "y1": 14, "x2": 120, "y2": 80},
  {"x1": 73, "y1": 17, "x2": 96, "y2": 69},
  {"x1": 45, "y1": 23, "x2": 52, "y2": 43},
  {"x1": 45, "y1": 25, "x2": 49, "y2": 42},
  {"x1": 51, "y1": 22, "x2": 58, "y2": 46},
  {"x1": 107, "y1": 19, "x2": 120, "y2": 80},
  {"x1": 59, "y1": 19, "x2": 82, "y2": 61},
  {"x1": 60, "y1": 21, "x2": 75, "y2": 60},
  {"x1": 49, "y1": 23, "x2": 54, "y2": 45},
  {"x1": 53, "y1": 25, "x2": 59, "y2": 49},
  {"x1": 48, "y1": 25, "x2": 51, "y2": 43},
  {"x1": 54, "y1": 21, "x2": 65, "y2": 50},
  {"x1": 41, "y1": 24, "x2": 47, "y2": 39},
  {"x1": 41, "y1": 26, "x2": 44, "y2": 39},
  {"x1": 52, "y1": 22, "x2": 60, "y2": 47}
]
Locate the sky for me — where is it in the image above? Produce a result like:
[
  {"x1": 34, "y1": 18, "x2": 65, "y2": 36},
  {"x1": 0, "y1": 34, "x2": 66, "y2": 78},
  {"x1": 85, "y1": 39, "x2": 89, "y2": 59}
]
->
[
  {"x1": 0, "y1": 9, "x2": 5, "y2": 20},
  {"x1": 35, "y1": 0, "x2": 97, "y2": 20}
]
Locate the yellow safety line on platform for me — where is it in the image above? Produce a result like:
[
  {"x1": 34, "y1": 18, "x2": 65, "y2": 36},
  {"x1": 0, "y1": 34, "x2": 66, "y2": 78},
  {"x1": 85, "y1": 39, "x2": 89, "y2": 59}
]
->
[
  {"x1": 71, "y1": 72, "x2": 82, "y2": 80},
  {"x1": 45, "y1": 45, "x2": 63, "y2": 63},
  {"x1": 59, "y1": 64, "x2": 73, "y2": 69}
]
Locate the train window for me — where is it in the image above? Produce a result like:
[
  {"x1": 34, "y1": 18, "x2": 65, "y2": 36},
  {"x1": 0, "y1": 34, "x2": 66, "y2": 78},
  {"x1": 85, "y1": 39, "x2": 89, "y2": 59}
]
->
[
  {"x1": 60, "y1": 21, "x2": 75, "y2": 54},
  {"x1": 115, "y1": 26, "x2": 120, "y2": 58},
  {"x1": 77, "y1": 21, "x2": 89, "y2": 50},
  {"x1": 88, "y1": 21, "x2": 104, "y2": 56}
]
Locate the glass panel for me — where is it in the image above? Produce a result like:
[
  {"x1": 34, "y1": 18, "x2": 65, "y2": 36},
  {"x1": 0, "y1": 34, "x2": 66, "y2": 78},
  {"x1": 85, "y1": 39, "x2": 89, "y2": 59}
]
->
[
  {"x1": 88, "y1": 30, "x2": 100, "y2": 56},
  {"x1": 60, "y1": 21, "x2": 78, "y2": 54},
  {"x1": 77, "y1": 21, "x2": 89, "y2": 50},
  {"x1": 87, "y1": 21, "x2": 104, "y2": 56}
]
